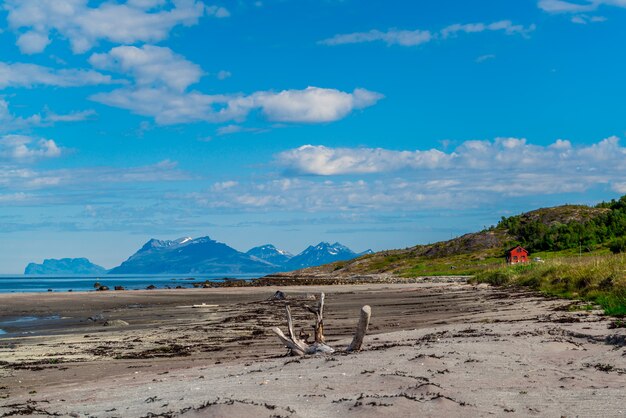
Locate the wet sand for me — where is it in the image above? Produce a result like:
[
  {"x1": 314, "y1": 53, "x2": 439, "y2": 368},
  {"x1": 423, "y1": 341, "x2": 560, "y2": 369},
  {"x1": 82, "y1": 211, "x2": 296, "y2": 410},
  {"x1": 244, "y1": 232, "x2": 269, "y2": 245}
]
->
[{"x1": 0, "y1": 278, "x2": 625, "y2": 417}]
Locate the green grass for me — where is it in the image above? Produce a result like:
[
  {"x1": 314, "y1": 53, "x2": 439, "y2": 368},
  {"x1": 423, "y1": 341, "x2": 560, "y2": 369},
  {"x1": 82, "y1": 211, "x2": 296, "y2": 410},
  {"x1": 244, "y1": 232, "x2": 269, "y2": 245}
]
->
[{"x1": 473, "y1": 254, "x2": 626, "y2": 316}]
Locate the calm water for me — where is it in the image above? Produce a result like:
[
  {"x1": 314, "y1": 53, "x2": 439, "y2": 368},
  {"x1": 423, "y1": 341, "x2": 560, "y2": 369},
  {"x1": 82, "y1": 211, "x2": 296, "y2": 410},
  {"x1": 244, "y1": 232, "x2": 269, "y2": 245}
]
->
[{"x1": 0, "y1": 273, "x2": 260, "y2": 293}]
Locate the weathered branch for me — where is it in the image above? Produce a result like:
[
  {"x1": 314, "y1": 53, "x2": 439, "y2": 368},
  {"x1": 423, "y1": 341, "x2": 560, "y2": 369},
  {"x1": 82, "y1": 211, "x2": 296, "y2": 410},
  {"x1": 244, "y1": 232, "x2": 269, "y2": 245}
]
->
[
  {"x1": 347, "y1": 305, "x2": 371, "y2": 352},
  {"x1": 286, "y1": 305, "x2": 297, "y2": 341},
  {"x1": 271, "y1": 327, "x2": 306, "y2": 356},
  {"x1": 305, "y1": 292, "x2": 326, "y2": 343},
  {"x1": 272, "y1": 292, "x2": 371, "y2": 357}
]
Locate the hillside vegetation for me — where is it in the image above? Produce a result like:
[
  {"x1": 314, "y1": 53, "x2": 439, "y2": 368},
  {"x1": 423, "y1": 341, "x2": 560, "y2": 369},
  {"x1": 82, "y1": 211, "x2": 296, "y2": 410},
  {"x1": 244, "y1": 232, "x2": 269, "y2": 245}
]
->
[
  {"x1": 473, "y1": 255, "x2": 626, "y2": 316},
  {"x1": 302, "y1": 196, "x2": 626, "y2": 315},
  {"x1": 317, "y1": 196, "x2": 626, "y2": 277}
]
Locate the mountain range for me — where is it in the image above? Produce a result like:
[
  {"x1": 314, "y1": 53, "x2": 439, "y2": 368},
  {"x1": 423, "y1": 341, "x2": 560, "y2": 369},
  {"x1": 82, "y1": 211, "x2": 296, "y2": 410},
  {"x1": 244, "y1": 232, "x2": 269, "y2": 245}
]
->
[{"x1": 25, "y1": 237, "x2": 370, "y2": 275}]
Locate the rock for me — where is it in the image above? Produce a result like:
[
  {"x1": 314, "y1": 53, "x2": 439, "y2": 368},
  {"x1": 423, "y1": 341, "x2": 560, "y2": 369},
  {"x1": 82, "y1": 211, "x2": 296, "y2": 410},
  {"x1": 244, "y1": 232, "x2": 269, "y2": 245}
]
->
[
  {"x1": 114, "y1": 286, "x2": 125, "y2": 291},
  {"x1": 269, "y1": 290, "x2": 287, "y2": 301},
  {"x1": 175, "y1": 285, "x2": 184, "y2": 289},
  {"x1": 103, "y1": 319, "x2": 129, "y2": 327},
  {"x1": 97, "y1": 285, "x2": 109, "y2": 291},
  {"x1": 93, "y1": 282, "x2": 101, "y2": 288},
  {"x1": 146, "y1": 284, "x2": 157, "y2": 290},
  {"x1": 88, "y1": 313, "x2": 105, "y2": 322}
]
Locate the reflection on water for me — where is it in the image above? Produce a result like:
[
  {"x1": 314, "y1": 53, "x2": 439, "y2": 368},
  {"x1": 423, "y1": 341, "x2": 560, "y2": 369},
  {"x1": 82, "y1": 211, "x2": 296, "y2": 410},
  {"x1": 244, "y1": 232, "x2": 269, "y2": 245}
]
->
[
  {"x1": 0, "y1": 315, "x2": 62, "y2": 336},
  {"x1": 0, "y1": 315, "x2": 60, "y2": 326}
]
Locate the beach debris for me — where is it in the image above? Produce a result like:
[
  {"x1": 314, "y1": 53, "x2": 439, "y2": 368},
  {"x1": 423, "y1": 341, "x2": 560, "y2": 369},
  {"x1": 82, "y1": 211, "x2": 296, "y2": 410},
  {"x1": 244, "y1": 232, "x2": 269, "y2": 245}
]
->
[
  {"x1": 103, "y1": 319, "x2": 129, "y2": 327},
  {"x1": 271, "y1": 292, "x2": 371, "y2": 356},
  {"x1": 192, "y1": 303, "x2": 218, "y2": 308},
  {"x1": 88, "y1": 313, "x2": 105, "y2": 322},
  {"x1": 114, "y1": 286, "x2": 125, "y2": 291},
  {"x1": 269, "y1": 290, "x2": 287, "y2": 301}
]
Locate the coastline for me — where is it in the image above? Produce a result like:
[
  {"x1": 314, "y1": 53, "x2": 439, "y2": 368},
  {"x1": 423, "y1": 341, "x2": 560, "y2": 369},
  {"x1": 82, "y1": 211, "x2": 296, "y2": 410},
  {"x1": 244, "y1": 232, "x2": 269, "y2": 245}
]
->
[{"x1": 1, "y1": 278, "x2": 625, "y2": 417}]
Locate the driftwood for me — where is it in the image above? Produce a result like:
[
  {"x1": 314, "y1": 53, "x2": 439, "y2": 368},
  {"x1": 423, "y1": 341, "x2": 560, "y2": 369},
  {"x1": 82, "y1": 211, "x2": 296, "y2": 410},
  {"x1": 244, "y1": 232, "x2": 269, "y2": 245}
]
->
[{"x1": 271, "y1": 292, "x2": 371, "y2": 356}]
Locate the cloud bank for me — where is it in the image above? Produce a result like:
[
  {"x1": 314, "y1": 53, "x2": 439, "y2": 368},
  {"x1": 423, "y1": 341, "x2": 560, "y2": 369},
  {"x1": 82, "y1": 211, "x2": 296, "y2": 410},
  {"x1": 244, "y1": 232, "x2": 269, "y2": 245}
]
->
[
  {"x1": 320, "y1": 20, "x2": 535, "y2": 47},
  {"x1": 92, "y1": 86, "x2": 383, "y2": 125},
  {"x1": 3, "y1": 0, "x2": 225, "y2": 54},
  {"x1": 277, "y1": 137, "x2": 626, "y2": 176}
]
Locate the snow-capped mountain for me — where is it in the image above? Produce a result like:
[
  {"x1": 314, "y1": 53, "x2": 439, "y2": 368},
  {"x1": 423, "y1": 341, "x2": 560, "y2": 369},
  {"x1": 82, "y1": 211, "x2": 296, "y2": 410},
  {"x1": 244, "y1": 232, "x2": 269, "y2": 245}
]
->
[
  {"x1": 246, "y1": 244, "x2": 293, "y2": 267},
  {"x1": 108, "y1": 236, "x2": 275, "y2": 274},
  {"x1": 103, "y1": 237, "x2": 369, "y2": 274},
  {"x1": 286, "y1": 242, "x2": 366, "y2": 270}
]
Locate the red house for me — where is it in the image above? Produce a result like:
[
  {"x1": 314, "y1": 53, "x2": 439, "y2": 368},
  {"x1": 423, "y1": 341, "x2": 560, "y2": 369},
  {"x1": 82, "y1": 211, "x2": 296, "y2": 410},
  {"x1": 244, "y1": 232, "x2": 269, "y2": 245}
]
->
[{"x1": 506, "y1": 246, "x2": 529, "y2": 264}]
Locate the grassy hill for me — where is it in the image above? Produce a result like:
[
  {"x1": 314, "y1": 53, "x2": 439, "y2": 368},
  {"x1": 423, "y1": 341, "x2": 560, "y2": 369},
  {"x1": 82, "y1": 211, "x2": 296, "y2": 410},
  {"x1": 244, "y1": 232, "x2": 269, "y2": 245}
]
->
[
  {"x1": 310, "y1": 202, "x2": 616, "y2": 277},
  {"x1": 294, "y1": 197, "x2": 626, "y2": 316}
]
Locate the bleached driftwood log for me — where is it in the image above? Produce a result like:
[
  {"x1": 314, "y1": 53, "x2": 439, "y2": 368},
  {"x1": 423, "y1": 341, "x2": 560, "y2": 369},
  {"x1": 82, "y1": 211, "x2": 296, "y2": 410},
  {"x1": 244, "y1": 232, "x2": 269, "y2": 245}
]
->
[{"x1": 271, "y1": 292, "x2": 371, "y2": 356}]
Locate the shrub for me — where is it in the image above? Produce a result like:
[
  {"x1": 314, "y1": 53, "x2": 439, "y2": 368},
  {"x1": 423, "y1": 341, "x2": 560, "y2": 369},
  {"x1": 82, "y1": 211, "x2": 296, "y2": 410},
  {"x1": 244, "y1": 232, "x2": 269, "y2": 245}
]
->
[{"x1": 609, "y1": 237, "x2": 626, "y2": 254}]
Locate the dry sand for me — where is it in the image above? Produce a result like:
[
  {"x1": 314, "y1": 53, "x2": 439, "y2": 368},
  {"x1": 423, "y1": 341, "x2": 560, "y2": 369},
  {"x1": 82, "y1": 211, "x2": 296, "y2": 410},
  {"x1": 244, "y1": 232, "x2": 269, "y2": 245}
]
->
[{"x1": 0, "y1": 278, "x2": 624, "y2": 417}]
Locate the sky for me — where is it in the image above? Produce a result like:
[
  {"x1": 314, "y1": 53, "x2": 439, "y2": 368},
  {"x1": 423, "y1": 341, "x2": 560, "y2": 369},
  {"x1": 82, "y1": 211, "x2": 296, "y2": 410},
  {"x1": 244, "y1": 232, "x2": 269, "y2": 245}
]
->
[{"x1": 2, "y1": 0, "x2": 626, "y2": 273}]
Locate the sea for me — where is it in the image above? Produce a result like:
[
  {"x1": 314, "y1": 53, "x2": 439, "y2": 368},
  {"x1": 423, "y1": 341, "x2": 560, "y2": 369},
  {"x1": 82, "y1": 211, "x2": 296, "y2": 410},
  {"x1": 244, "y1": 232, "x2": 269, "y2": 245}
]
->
[{"x1": 0, "y1": 273, "x2": 261, "y2": 293}]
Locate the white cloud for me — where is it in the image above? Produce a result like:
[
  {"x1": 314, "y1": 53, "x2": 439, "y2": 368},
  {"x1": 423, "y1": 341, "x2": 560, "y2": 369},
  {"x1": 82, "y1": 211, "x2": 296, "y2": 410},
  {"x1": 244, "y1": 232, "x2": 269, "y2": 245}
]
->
[
  {"x1": 249, "y1": 87, "x2": 383, "y2": 123},
  {"x1": 441, "y1": 20, "x2": 536, "y2": 38},
  {"x1": 91, "y1": 86, "x2": 383, "y2": 125},
  {"x1": 89, "y1": 45, "x2": 203, "y2": 91},
  {"x1": 0, "y1": 98, "x2": 42, "y2": 131},
  {"x1": 211, "y1": 180, "x2": 238, "y2": 191},
  {"x1": 276, "y1": 136, "x2": 626, "y2": 180},
  {"x1": 205, "y1": 5, "x2": 230, "y2": 18},
  {"x1": 570, "y1": 14, "x2": 608, "y2": 23},
  {"x1": 0, "y1": 62, "x2": 115, "y2": 89},
  {"x1": 538, "y1": 0, "x2": 598, "y2": 13},
  {"x1": 16, "y1": 32, "x2": 51, "y2": 55},
  {"x1": 0, "y1": 159, "x2": 189, "y2": 193},
  {"x1": 0, "y1": 98, "x2": 96, "y2": 131},
  {"x1": 475, "y1": 54, "x2": 496, "y2": 63},
  {"x1": 0, "y1": 135, "x2": 62, "y2": 162},
  {"x1": 165, "y1": 136, "x2": 626, "y2": 214},
  {"x1": 320, "y1": 29, "x2": 433, "y2": 47},
  {"x1": 320, "y1": 20, "x2": 535, "y2": 47},
  {"x1": 277, "y1": 145, "x2": 453, "y2": 175},
  {"x1": 216, "y1": 125, "x2": 261, "y2": 135},
  {"x1": 44, "y1": 109, "x2": 96, "y2": 123},
  {"x1": 217, "y1": 70, "x2": 232, "y2": 80},
  {"x1": 3, "y1": 0, "x2": 224, "y2": 54},
  {"x1": 539, "y1": 0, "x2": 626, "y2": 13}
]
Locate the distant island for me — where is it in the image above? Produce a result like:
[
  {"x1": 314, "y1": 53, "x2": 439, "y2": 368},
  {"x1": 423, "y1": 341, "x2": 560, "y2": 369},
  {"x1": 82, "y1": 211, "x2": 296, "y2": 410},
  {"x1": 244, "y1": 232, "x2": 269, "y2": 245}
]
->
[
  {"x1": 24, "y1": 258, "x2": 107, "y2": 275},
  {"x1": 25, "y1": 238, "x2": 371, "y2": 275}
]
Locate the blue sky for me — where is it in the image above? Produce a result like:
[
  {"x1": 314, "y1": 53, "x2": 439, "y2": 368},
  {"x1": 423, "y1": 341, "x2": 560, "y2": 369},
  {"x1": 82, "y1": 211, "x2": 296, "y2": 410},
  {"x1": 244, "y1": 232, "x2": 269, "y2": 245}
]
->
[{"x1": 2, "y1": 0, "x2": 626, "y2": 273}]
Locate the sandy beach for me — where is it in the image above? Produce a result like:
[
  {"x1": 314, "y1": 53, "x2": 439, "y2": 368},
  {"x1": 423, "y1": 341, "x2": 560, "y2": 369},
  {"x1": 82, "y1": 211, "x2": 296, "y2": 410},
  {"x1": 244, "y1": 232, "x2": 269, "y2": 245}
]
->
[{"x1": 0, "y1": 277, "x2": 625, "y2": 417}]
